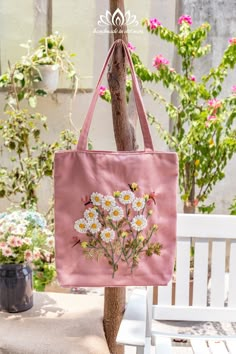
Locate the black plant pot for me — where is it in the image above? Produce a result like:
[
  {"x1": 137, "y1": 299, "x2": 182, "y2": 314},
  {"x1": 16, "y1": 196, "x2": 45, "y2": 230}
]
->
[{"x1": 0, "y1": 263, "x2": 33, "y2": 313}]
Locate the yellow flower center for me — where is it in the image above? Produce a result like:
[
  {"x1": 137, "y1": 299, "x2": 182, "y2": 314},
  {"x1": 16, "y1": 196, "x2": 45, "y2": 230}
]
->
[
  {"x1": 105, "y1": 200, "x2": 111, "y2": 206},
  {"x1": 136, "y1": 201, "x2": 142, "y2": 207},
  {"x1": 91, "y1": 223, "x2": 97, "y2": 229},
  {"x1": 113, "y1": 210, "x2": 119, "y2": 216},
  {"x1": 105, "y1": 232, "x2": 111, "y2": 238},
  {"x1": 89, "y1": 212, "x2": 94, "y2": 218},
  {"x1": 95, "y1": 196, "x2": 100, "y2": 202},
  {"x1": 79, "y1": 223, "x2": 85, "y2": 229},
  {"x1": 136, "y1": 220, "x2": 143, "y2": 226},
  {"x1": 124, "y1": 195, "x2": 130, "y2": 201}
]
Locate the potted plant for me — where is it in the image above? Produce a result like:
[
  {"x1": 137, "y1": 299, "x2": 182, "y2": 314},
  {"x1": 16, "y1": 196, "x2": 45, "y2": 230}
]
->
[
  {"x1": 0, "y1": 210, "x2": 55, "y2": 312},
  {"x1": 0, "y1": 32, "x2": 78, "y2": 108}
]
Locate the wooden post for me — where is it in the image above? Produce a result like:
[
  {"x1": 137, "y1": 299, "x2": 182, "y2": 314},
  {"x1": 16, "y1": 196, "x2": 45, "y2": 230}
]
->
[{"x1": 103, "y1": 1, "x2": 138, "y2": 353}]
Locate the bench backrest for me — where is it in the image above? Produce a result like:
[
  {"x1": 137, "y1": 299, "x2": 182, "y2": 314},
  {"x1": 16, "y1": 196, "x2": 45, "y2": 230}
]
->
[{"x1": 153, "y1": 213, "x2": 236, "y2": 323}]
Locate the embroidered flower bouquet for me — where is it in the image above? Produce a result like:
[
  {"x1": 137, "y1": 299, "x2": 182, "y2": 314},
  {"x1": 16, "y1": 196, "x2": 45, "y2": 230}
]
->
[{"x1": 73, "y1": 183, "x2": 162, "y2": 278}]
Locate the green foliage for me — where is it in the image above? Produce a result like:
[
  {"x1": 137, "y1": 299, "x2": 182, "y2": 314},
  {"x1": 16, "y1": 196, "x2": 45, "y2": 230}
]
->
[
  {"x1": 0, "y1": 32, "x2": 78, "y2": 109},
  {"x1": 229, "y1": 197, "x2": 236, "y2": 215},
  {"x1": 102, "y1": 19, "x2": 236, "y2": 213}
]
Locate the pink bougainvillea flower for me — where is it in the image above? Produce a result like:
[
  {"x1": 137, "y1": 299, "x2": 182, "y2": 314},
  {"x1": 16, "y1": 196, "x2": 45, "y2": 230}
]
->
[
  {"x1": 208, "y1": 98, "x2": 221, "y2": 110},
  {"x1": 229, "y1": 38, "x2": 236, "y2": 45},
  {"x1": 152, "y1": 54, "x2": 169, "y2": 69},
  {"x1": 232, "y1": 85, "x2": 236, "y2": 93},
  {"x1": 99, "y1": 85, "x2": 107, "y2": 97},
  {"x1": 190, "y1": 75, "x2": 196, "y2": 81},
  {"x1": 193, "y1": 199, "x2": 199, "y2": 207},
  {"x1": 169, "y1": 67, "x2": 176, "y2": 73},
  {"x1": 149, "y1": 18, "x2": 161, "y2": 30},
  {"x1": 178, "y1": 15, "x2": 192, "y2": 25},
  {"x1": 127, "y1": 42, "x2": 136, "y2": 52}
]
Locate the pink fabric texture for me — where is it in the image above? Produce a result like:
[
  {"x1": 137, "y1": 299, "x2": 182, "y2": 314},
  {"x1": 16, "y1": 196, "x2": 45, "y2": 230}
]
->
[{"x1": 54, "y1": 40, "x2": 178, "y2": 287}]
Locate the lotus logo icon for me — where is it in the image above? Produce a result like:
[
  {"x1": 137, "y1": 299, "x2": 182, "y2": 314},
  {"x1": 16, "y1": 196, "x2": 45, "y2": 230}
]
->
[
  {"x1": 94, "y1": 8, "x2": 143, "y2": 34},
  {"x1": 98, "y1": 9, "x2": 138, "y2": 27}
]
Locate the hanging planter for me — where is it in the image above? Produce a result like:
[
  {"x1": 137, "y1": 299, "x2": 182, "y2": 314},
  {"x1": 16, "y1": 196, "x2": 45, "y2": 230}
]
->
[
  {"x1": 34, "y1": 65, "x2": 59, "y2": 93},
  {"x1": 0, "y1": 263, "x2": 33, "y2": 313}
]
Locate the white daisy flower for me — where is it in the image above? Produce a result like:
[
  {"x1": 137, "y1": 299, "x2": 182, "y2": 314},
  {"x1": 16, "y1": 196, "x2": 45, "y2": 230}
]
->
[
  {"x1": 46, "y1": 236, "x2": 55, "y2": 248},
  {"x1": 109, "y1": 206, "x2": 124, "y2": 221},
  {"x1": 132, "y1": 197, "x2": 145, "y2": 211},
  {"x1": 91, "y1": 192, "x2": 103, "y2": 206},
  {"x1": 74, "y1": 218, "x2": 88, "y2": 233},
  {"x1": 119, "y1": 190, "x2": 135, "y2": 205},
  {"x1": 2, "y1": 246, "x2": 13, "y2": 257},
  {"x1": 102, "y1": 196, "x2": 116, "y2": 211},
  {"x1": 131, "y1": 215, "x2": 148, "y2": 232},
  {"x1": 87, "y1": 220, "x2": 102, "y2": 234},
  {"x1": 101, "y1": 228, "x2": 115, "y2": 243},
  {"x1": 84, "y1": 208, "x2": 98, "y2": 221}
]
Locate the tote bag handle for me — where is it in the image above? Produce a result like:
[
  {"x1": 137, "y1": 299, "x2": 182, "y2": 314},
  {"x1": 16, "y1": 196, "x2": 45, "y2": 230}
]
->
[{"x1": 77, "y1": 39, "x2": 154, "y2": 151}]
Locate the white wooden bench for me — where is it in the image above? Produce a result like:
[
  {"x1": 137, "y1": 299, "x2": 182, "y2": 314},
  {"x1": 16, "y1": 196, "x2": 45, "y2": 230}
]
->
[{"x1": 116, "y1": 214, "x2": 236, "y2": 354}]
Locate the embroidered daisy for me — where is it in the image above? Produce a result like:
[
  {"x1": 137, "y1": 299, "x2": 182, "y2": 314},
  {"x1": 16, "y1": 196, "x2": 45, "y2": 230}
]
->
[
  {"x1": 132, "y1": 197, "x2": 145, "y2": 211},
  {"x1": 101, "y1": 228, "x2": 115, "y2": 243},
  {"x1": 91, "y1": 192, "x2": 103, "y2": 206},
  {"x1": 102, "y1": 196, "x2": 116, "y2": 211},
  {"x1": 131, "y1": 215, "x2": 148, "y2": 231},
  {"x1": 87, "y1": 220, "x2": 102, "y2": 234},
  {"x1": 119, "y1": 190, "x2": 135, "y2": 205},
  {"x1": 84, "y1": 208, "x2": 98, "y2": 221},
  {"x1": 109, "y1": 206, "x2": 124, "y2": 221},
  {"x1": 74, "y1": 218, "x2": 88, "y2": 233}
]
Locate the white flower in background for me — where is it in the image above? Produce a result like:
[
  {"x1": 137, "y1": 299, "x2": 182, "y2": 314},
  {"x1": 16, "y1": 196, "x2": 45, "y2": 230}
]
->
[
  {"x1": 43, "y1": 228, "x2": 53, "y2": 236},
  {"x1": 91, "y1": 192, "x2": 103, "y2": 206},
  {"x1": 109, "y1": 206, "x2": 124, "y2": 221},
  {"x1": 102, "y1": 196, "x2": 116, "y2": 211},
  {"x1": 11, "y1": 225, "x2": 27, "y2": 236},
  {"x1": 84, "y1": 208, "x2": 98, "y2": 221},
  {"x1": 0, "y1": 241, "x2": 6, "y2": 249},
  {"x1": 119, "y1": 190, "x2": 135, "y2": 205},
  {"x1": 131, "y1": 215, "x2": 148, "y2": 231},
  {"x1": 23, "y1": 237, "x2": 32, "y2": 245},
  {"x1": 46, "y1": 237, "x2": 54, "y2": 248},
  {"x1": 74, "y1": 218, "x2": 88, "y2": 233},
  {"x1": 33, "y1": 248, "x2": 41, "y2": 261},
  {"x1": 132, "y1": 197, "x2": 145, "y2": 211},
  {"x1": 2, "y1": 246, "x2": 14, "y2": 257},
  {"x1": 24, "y1": 249, "x2": 33, "y2": 262},
  {"x1": 87, "y1": 220, "x2": 102, "y2": 234},
  {"x1": 7, "y1": 235, "x2": 18, "y2": 247},
  {"x1": 101, "y1": 228, "x2": 115, "y2": 243}
]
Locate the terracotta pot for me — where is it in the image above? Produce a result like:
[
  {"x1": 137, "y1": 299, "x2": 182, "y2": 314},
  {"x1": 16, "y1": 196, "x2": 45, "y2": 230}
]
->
[{"x1": 0, "y1": 264, "x2": 33, "y2": 313}]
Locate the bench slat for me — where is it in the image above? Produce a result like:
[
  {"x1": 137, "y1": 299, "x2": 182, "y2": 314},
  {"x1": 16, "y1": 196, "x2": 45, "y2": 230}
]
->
[
  {"x1": 190, "y1": 339, "x2": 211, "y2": 354},
  {"x1": 228, "y1": 241, "x2": 236, "y2": 307},
  {"x1": 153, "y1": 305, "x2": 236, "y2": 322},
  {"x1": 226, "y1": 339, "x2": 236, "y2": 354},
  {"x1": 211, "y1": 240, "x2": 226, "y2": 307},
  {"x1": 193, "y1": 239, "x2": 208, "y2": 306},
  {"x1": 208, "y1": 340, "x2": 229, "y2": 354},
  {"x1": 175, "y1": 237, "x2": 191, "y2": 305},
  {"x1": 154, "y1": 337, "x2": 172, "y2": 354},
  {"x1": 116, "y1": 289, "x2": 147, "y2": 347}
]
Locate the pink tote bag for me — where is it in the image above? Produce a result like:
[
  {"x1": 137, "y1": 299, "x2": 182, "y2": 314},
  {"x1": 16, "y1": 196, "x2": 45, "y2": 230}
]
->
[{"x1": 54, "y1": 40, "x2": 178, "y2": 287}]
